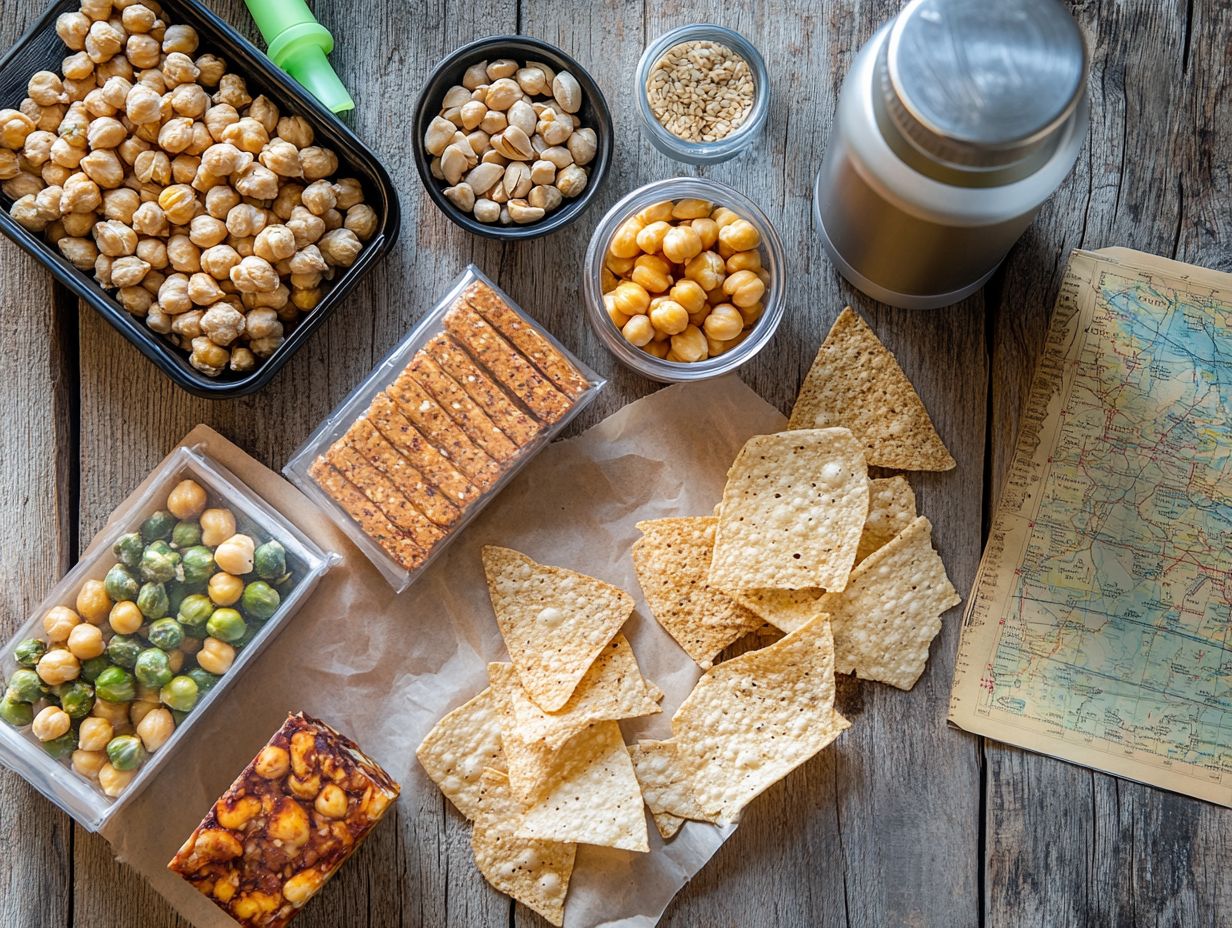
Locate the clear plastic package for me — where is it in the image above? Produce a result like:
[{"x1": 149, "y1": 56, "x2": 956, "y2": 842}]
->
[
  {"x1": 0, "y1": 446, "x2": 335, "y2": 832},
  {"x1": 284, "y1": 264, "x2": 604, "y2": 591}
]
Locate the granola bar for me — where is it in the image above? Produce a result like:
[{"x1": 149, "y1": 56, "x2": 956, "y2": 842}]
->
[{"x1": 168, "y1": 713, "x2": 400, "y2": 928}]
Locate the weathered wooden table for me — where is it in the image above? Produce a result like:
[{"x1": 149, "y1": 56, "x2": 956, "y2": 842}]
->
[{"x1": 1, "y1": 0, "x2": 1228, "y2": 925}]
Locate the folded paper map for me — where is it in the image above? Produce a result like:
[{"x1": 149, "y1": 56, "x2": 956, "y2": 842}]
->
[{"x1": 949, "y1": 247, "x2": 1232, "y2": 805}]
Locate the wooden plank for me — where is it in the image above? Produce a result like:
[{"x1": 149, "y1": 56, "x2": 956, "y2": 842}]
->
[
  {"x1": 0, "y1": 0, "x2": 76, "y2": 919},
  {"x1": 983, "y1": 1, "x2": 1232, "y2": 926}
]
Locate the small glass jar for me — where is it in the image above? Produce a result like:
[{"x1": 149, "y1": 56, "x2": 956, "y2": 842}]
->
[
  {"x1": 584, "y1": 177, "x2": 786, "y2": 383},
  {"x1": 635, "y1": 24, "x2": 770, "y2": 165}
]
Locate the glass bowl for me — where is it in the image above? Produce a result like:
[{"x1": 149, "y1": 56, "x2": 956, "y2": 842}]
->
[
  {"x1": 635, "y1": 24, "x2": 770, "y2": 165},
  {"x1": 583, "y1": 177, "x2": 786, "y2": 383}
]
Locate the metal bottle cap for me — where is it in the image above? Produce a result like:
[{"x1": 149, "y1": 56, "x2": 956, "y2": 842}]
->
[{"x1": 875, "y1": 0, "x2": 1087, "y2": 183}]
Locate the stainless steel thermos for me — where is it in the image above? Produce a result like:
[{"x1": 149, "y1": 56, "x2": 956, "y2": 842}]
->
[{"x1": 814, "y1": 0, "x2": 1089, "y2": 309}]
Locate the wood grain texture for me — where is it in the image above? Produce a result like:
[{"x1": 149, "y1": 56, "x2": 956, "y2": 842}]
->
[{"x1": 0, "y1": 0, "x2": 1226, "y2": 925}]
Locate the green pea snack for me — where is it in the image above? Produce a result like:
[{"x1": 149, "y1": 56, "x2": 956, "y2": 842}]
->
[
  {"x1": 103, "y1": 564, "x2": 140, "y2": 603},
  {"x1": 171, "y1": 520, "x2": 202, "y2": 548},
  {"x1": 140, "y1": 540, "x2": 181, "y2": 583},
  {"x1": 206, "y1": 608, "x2": 247, "y2": 644},
  {"x1": 147, "y1": 618, "x2": 185, "y2": 651},
  {"x1": 106, "y1": 734, "x2": 146, "y2": 772},
  {"x1": 160, "y1": 675, "x2": 199, "y2": 713},
  {"x1": 137, "y1": 581, "x2": 170, "y2": 619},
  {"x1": 13, "y1": 638, "x2": 46, "y2": 668},
  {"x1": 56, "y1": 681, "x2": 95, "y2": 719},
  {"x1": 141, "y1": 510, "x2": 176, "y2": 543},
  {"x1": 177, "y1": 593, "x2": 215, "y2": 628},
  {"x1": 0, "y1": 696, "x2": 33, "y2": 728},
  {"x1": 253, "y1": 540, "x2": 287, "y2": 580},
  {"x1": 241, "y1": 581, "x2": 281, "y2": 621},
  {"x1": 6, "y1": 668, "x2": 45, "y2": 704},
  {"x1": 180, "y1": 546, "x2": 218, "y2": 585},
  {"x1": 106, "y1": 635, "x2": 143, "y2": 670},
  {"x1": 134, "y1": 649, "x2": 173, "y2": 689},
  {"x1": 95, "y1": 666, "x2": 137, "y2": 704},
  {"x1": 112, "y1": 532, "x2": 144, "y2": 569}
]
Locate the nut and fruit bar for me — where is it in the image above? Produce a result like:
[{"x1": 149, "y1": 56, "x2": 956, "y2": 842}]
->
[
  {"x1": 324, "y1": 445, "x2": 451, "y2": 548},
  {"x1": 443, "y1": 304, "x2": 573, "y2": 424},
  {"x1": 347, "y1": 416, "x2": 478, "y2": 509},
  {"x1": 168, "y1": 713, "x2": 400, "y2": 928},
  {"x1": 396, "y1": 362, "x2": 517, "y2": 463},
  {"x1": 367, "y1": 392, "x2": 499, "y2": 493},
  {"x1": 462, "y1": 280, "x2": 591, "y2": 399},
  {"x1": 308, "y1": 460, "x2": 426, "y2": 570},
  {"x1": 422, "y1": 333, "x2": 544, "y2": 446}
]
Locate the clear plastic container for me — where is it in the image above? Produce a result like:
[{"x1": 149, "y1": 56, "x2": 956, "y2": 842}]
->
[
  {"x1": 635, "y1": 24, "x2": 770, "y2": 165},
  {"x1": 284, "y1": 265, "x2": 604, "y2": 591},
  {"x1": 583, "y1": 177, "x2": 786, "y2": 383},
  {"x1": 0, "y1": 446, "x2": 335, "y2": 831}
]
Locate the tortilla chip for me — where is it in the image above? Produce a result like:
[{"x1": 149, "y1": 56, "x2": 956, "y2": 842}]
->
[
  {"x1": 671, "y1": 613, "x2": 850, "y2": 824},
  {"x1": 471, "y1": 769, "x2": 575, "y2": 926},
  {"x1": 819, "y1": 516, "x2": 961, "y2": 690},
  {"x1": 415, "y1": 687, "x2": 505, "y2": 820},
  {"x1": 483, "y1": 546, "x2": 634, "y2": 712},
  {"x1": 787, "y1": 308, "x2": 955, "y2": 471},
  {"x1": 858, "y1": 476, "x2": 917, "y2": 562},
  {"x1": 628, "y1": 740, "x2": 719, "y2": 839},
  {"x1": 492, "y1": 636, "x2": 661, "y2": 752},
  {"x1": 633, "y1": 517, "x2": 763, "y2": 668},
  {"x1": 730, "y1": 588, "x2": 824, "y2": 635},
  {"x1": 709, "y1": 429, "x2": 869, "y2": 592},
  {"x1": 512, "y1": 719, "x2": 649, "y2": 852}
]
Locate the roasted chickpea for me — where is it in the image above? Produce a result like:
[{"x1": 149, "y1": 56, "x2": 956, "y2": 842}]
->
[
  {"x1": 204, "y1": 183, "x2": 239, "y2": 219},
  {"x1": 117, "y1": 285, "x2": 153, "y2": 315},
  {"x1": 36, "y1": 649, "x2": 80, "y2": 686},
  {"x1": 189, "y1": 335, "x2": 228, "y2": 375},
  {"x1": 703, "y1": 303, "x2": 745, "y2": 341},
  {"x1": 121, "y1": 3, "x2": 157, "y2": 33},
  {"x1": 157, "y1": 183, "x2": 197, "y2": 224},
  {"x1": 649, "y1": 299, "x2": 689, "y2": 336},
  {"x1": 203, "y1": 102, "x2": 239, "y2": 141},
  {"x1": 275, "y1": 114, "x2": 313, "y2": 149},
  {"x1": 621, "y1": 314, "x2": 654, "y2": 347},
  {"x1": 125, "y1": 32, "x2": 160, "y2": 69},
  {"x1": 99, "y1": 763, "x2": 134, "y2": 798},
  {"x1": 332, "y1": 176, "x2": 363, "y2": 210},
  {"x1": 79, "y1": 717, "x2": 114, "y2": 753},
  {"x1": 166, "y1": 233, "x2": 200, "y2": 272},
  {"x1": 157, "y1": 116, "x2": 194, "y2": 153},
  {"x1": 93, "y1": 218, "x2": 137, "y2": 256},
  {"x1": 635, "y1": 220, "x2": 671, "y2": 255},
  {"x1": 631, "y1": 254, "x2": 672, "y2": 293},
  {"x1": 213, "y1": 73, "x2": 251, "y2": 109},
  {"x1": 233, "y1": 162, "x2": 278, "y2": 199},
  {"x1": 79, "y1": 148, "x2": 124, "y2": 188},
  {"x1": 43, "y1": 605, "x2": 81, "y2": 643},
  {"x1": 225, "y1": 202, "x2": 266, "y2": 238},
  {"x1": 229, "y1": 254, "x2": 278, "y2": 293},
  {"x1": 130, "y1": 200, "x2": 167, "y2": 235},
  {"x1": 286, "y1": 205, "x2": 324, "y2": 247},
  {"x1": 722, "y1": 268, "x2": 765, "y2": 308},
  {"x1": 85, "y1": 20, "x2": 124, "y2": 63},
  {"x1": 671, "y1": 324, "x2": 708, "y2": 362},
  {"x1": 290, "y1": 287, "x2": 321, "y2": 312},
  {"x1": 188, "y1": 213, "x2": 227, "y2": 248},
  {"x1": 610, "y1": 280, "x2": 650, "y2": 317},
  {"x1": 317, "y1": 228, "x2": 361, "y2": 268},
  {"x1": 343, "y1": 204, "x2": 377, "y2": 241},
  {"x1": 124, "y1": 81, "x2": 161, "y2": 124},
  {"x1": 298, "y1": 145, "x2": 337, "y2": 181},
  {"x1": 67, "y1": 623, "x2": 105, "y2": 660},
  {"x1": 57, "y1": 12, "x2": 92, "y2": 50},
  {"x1": 199, "y1": 243, "x2": 240, "y2": 279},
  {"x1": 110, "y1": 254, "x2": 150, "y2": 287},
  {"x1": 194, "y1": 53, "x2": 226, "y2": 88},
  {"x1": 158, "y1": 272, "x2": 191, "y2": 314},
  {"x1": 161, "y1": 23, "x2": 199, "y2": 55},
  {"x1": 253, "y1": 224, "x2": 295, "y2": 262},
  {"x1": 171, "y1": 309, "x2": 202, "y2": 337},
  {"x1": 32, "y1": 706, "x2": 71, "y2": 742},
  {"x1": 187, "y1": 271, "x2": 224, "y2": 305}
]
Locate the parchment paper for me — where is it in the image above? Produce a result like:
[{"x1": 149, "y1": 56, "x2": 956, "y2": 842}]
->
[{"x1": 99, "y1": 375, "x2": 784, "y2": 927}]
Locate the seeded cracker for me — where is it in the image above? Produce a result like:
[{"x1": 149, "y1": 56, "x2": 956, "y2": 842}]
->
[
  {"x1": 633, "y1": 517, "x2": 763, "y2": 668},
  {"x1": 511, "y1": 719, "x2": 649, "y2": 853},
  {"x1": 671, "y1": 613, "x2": 850, "y2": 824},
  {"x1": 787, "y1": 307, "x2": 955, "y2": 471},
  {"x1": 492, "y1": 635, "x2": 662, "y2": 751},
  {"x1": 629, "y1": 740, "x2": 719, "y2": 840},
  {"x1": 709, "y1": 429, "x2": 869, "y2": 592},
  {"x1": 324, "y1": 444, "x2": 448, "y2": 551},
  {"x1": 400, "y1": 359, "x2": 519, "y2": 463},
  {"x1": 415, "y1": 687, "x2": 506, "y2": 821},
  {"x1": 355, "y1": 407, "x2": 480, "y2": 506},
  {"x1": 308, "y1": 460, "x2": 425, "y2": 570},
  {"x1": 483, "y1": 546, "x2": 634, "y2": 712},
  {"x1": 330, "y1": 432, "x2": 461, "y2": 529},
  {"x1": 372, "y1": 387, "x2": 501, "y2": 489},
  {"x1": 819, "y1": 516, "x2": 961, "y2": 690},
  {"x1": 462, "y1": 280, "x2": 591, "y2": 399},
  {"x1": 422, "y1": 332, "x2": 544, "y2": 446},
  {"x1": 471, "y1": 769, "x2": 576, "y2": 926},
  {"x1": 444, "y1": 304, "x2": 573, "y2": 424}
]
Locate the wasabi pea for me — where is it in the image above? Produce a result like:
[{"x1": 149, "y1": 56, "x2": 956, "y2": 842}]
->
[
  {"x1": 6, "y1": 668, "x2": 44, "y2": 703},
  {"x1": 137, "y1": 581, "x2": 169, "y2": 619},
  {"x1": 42, "y1": 729, "x2": 77, "y2": 760},
  {"x1": 253, "y1": 540, "x2": 287, "y2": 580},
  {"x1": 240, "y1": 581, "x2": 280, "y2": 621},
  {"x1": 106, "y1": 733, "x2": 146, "y2": 771},
  {"x1": 55, "y1": 681, "x2": 94, "y2": 719},
  {"x1": 104, "y1": 564, "x2": 140, "y2": 603},
  {"x1": 112, "y1": 531, "x2": 144, "y2": 569},
  {"x1": 140, "y1": 540, "x2": 180, "y2": 583},
  {"x1": 134, "y1": 648, "x2": 173, "y2": 688},
  {"x1": 171, "y1": 520, "x2": 202, "y2": 548},
  {"x1": 205, "y1": 608, "x2": 246, "y2": 644},
  {"x1": 159, "y1": 675, "x2": 198, "y2": 712},
  {"x1": 95, "y1": 665, "x2": 136, "y2": 703},
  {"x1": 79, "y1": 655, "x2": 109, "y2": 682},
  {"x1": 147, "y1": 617, "x2": 184, "y2": 651},
  {"x1": 141, "y1": 510, "x2": 175, "y2": 543},
  {"x1": 185, "y1": 666, "x2": 220, "y2": 695},
  {"x1": 106, "y1": 635, "x2": 142, "y2": 670},
  {"x1": 0, "y1": 695, "x2": 33, "y2": 727},
  {"x1": 180, "y1": 545, "x2": 217, "y2": 585},
  {"x1": 13, "y1": 638, "x2": 46, "y2": 668},
  {"x1": 177, "y1": 593, "x2": 214, "y2": 627}
]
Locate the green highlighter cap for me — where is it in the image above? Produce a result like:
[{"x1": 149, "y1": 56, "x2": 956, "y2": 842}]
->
[{"x1": 242, "y1": 0, "x2": 354, "y2": 113}]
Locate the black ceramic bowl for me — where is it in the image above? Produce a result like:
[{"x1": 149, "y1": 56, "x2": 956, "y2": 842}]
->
[
  {"x1": 413, "y1": 36, "x2": 613, "y2": 240},
  {"x1": 0, "y1": 0, "x2": 400, "y2": 399}
]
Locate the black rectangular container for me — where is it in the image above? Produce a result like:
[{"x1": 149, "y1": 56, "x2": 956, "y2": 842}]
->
[{"x1": 0, "y1": 0, "x2": 400, "y2": 398}]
